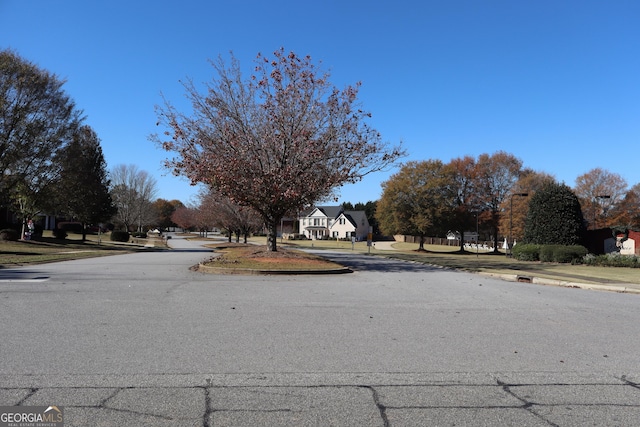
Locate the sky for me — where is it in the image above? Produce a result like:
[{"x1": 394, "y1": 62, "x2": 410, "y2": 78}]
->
[{"x1": 1, "y1": 0, "x2": 639, "y2": 206}]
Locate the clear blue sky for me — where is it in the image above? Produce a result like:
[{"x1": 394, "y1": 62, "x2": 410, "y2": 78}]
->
[{"x1": 2, "y1": 0, "x2": 639, "y2": 205}]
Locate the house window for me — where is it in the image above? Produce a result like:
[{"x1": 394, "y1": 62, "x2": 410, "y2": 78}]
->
[{"x1": 314, "y1": 218, "x2": 319, "y2": 226}]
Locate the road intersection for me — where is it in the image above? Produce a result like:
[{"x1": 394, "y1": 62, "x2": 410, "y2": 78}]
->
[{"x1": 1, "y1": 235, "x2": 639, "y2": 426}]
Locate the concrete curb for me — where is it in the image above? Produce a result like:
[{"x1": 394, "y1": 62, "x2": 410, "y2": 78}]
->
[
  {"x1": 479, "y1": 272, "x2": 640, "y2": 294},
  {"x1": 197, "y1": 263, "x2": 353, "y2": 275}
]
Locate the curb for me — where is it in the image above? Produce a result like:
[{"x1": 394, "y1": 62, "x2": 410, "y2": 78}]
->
[
  {"x1": 479, "y1": 272, "x2": 640, "y2": 294},
  {"x1": 197, "y1": 263, "x2": 353, "y2": 275}
]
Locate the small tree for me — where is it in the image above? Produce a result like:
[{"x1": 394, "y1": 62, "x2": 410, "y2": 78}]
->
[
  {"x1": 198, "y1": 189, "x2": 263, "y2": 243},
  {"x1": 171, "y1": 206, "x2": 196, "y2": 231},
  {"x1": 152, "y1": 199, "x2": 184, "y2": 230},
  {"x1": 154, "y1": 48, "x2": 403, "y2": 251},
  {"x1": 523, "y1": 182, "x2": 585, "y2": 245}
]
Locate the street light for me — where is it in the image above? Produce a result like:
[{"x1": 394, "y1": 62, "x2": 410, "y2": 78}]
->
[
  {"x1": 475, "y1": 212, "x2": 479, "y2": 258},
  {"x1": 508, "y1": 192, "x2": 529, "y2": 257}
]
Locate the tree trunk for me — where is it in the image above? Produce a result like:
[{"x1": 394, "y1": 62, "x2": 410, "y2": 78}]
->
[
  {"x1": 267, "y1": 218, "x2": 278, "y2": 251},
  {"x1": 418, "y1": 234, "x2": 425, "y2": 251},
  {"x1": 82, "y1": 222, "x2": 87, "y2": 242},
  {"x1": 459, "y1": 230, "x2": 465, "y2": 252},
  {"x1": 492, "y1": 224, "x2": 500, "y2": 253}
]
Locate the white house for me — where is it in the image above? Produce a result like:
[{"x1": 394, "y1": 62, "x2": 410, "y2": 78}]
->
[{"x1": 299, "y1": 206, "x2": 370, "y2": 240}]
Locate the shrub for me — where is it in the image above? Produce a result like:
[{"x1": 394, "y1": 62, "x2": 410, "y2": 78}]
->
[
  {"x1": 131, "y1": 231, "x2": 147, "y2": 238},
  {"x1": 537, "y1": 245, "x2": 588, "y2": 263},
  {"x1": 110, "y1": 230, "x2": 130, "y2": 242},
  {"x1": 0, "y1": 228, "x2": 20, "y2": 241},
  {"x1": 31, "y1": 223, "x2": 43, "y2": 238},
  {"x1": 57, "y1": 222, "x2": 83, "y2": 234},
  {"x1": 512, "y1": 244, "x2": 540, "y2": 261},
  {"x1": 539, "y1": 245, "x2": 557, "y2": 262},
  {"x1": 584, "y1": 253, "x2": 640, "y2": 268},
  {"x1": 52, "y1": 228, "x2": 68, "y2": 240},
  {"x1": 554, "y1": 245, "x2": 588, "y2": 263}
]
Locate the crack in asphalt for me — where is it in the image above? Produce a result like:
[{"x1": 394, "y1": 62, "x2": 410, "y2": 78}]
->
[
  {"x1": 4, "y1": 379, "x2": 640, "y2": 426},
  {"x1": 498, "y1": 379, "x2": 559, "y2": 426},
  {"x1": 359, "y1": 385, "x2": 390, "y2": 427}
]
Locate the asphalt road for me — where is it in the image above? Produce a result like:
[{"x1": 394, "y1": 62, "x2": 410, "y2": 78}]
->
[{"x1": 1, "y1": 235, "x2": 639, "y2": 426}]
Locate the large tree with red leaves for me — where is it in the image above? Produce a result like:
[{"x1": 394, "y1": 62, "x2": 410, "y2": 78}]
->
[{"x1": 154, "y1": 48, "x2": 403, "y2": 251}]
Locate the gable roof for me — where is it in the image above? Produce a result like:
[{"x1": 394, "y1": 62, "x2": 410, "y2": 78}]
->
[
  {"x1": 306, "y1": 205, "x2": 343, "y2": 219},
  {"x1": 342, "y1": 210, "x2": 369, "y2": 228}
]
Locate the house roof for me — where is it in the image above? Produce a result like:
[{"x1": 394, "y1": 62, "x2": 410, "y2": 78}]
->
[
  {"x1": 304, "y1": 205, "x2": 343, "y2": 219},
  {"x1": 342, "y1": 210, "x2": 368, "y2": 228}
]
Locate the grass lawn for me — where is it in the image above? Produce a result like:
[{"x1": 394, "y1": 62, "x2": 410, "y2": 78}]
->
[
  {"x1": 279, "y1": 238, "x2": 640, "y2": 285},
  {"x1": 0, "y1": 231, "x2": 158, "y2": 268}
]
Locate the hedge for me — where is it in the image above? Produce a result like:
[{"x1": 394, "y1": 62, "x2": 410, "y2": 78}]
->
[
  {"x1": 0, "y1": 229, "x2": 20, "y2": 241},
  {"x1": 583, "y1": 253, "x2": 640, "y2": 268},
  {"x1": 513, "y1": 244, "x2": 587, "y2": 263},
  {"x1": 52, "y1": 228, "x2": 68, "y2": 240},
  {"x1": 57, "y1": 222, "x2": 84, "y2": 234},
  {"x1": 512, "y1": 244, "x2": 540, "y2": 261},
  {"x1": 110, "y1": 230, "x2": 130, "y2": 242}
]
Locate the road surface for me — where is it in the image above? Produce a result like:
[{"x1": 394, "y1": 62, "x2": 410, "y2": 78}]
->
[{"x1": 1, "y1": 235, "x2": 639, "y2": 426}]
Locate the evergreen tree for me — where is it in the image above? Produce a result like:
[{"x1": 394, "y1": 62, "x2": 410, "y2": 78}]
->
[
  {"x1": 54, "y1": 125, "x2": 115, "y2": 240},
  {"x1": 523, "y1": 182, "x2": 585, "y2": 245}
]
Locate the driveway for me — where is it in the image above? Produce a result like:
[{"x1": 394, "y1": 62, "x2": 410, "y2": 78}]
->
[{"x1": 1, "y1": 235, "x2": 639, "y2": 426}]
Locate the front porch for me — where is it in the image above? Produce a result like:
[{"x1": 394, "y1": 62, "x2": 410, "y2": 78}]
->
[{"x1": 304, "y1": 226, "x2": 329, "y2": 240}]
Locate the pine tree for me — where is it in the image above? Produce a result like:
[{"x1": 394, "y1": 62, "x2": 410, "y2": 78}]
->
[{"x1": 54, "y1": 125, "x2": 115, "y2": 240}]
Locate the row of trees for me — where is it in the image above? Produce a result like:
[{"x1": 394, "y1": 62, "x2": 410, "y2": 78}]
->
[
  {"x1": 170, "y1": 189, "x2": 263, "y2": 242},
  {"x1": 1, "y1": 49, "x2": 184, "y2": 238},
  {"x1": 0, "y1": 49, "x2": 117, "y2": 238},
  {"x1": 376, "y1": 152, "x2": 640, "y2": 251}
]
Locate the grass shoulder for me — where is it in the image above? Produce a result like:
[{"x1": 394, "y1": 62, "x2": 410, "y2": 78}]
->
[{"x1": 0, "y1": 231, "x2": 166, "y2": 268}]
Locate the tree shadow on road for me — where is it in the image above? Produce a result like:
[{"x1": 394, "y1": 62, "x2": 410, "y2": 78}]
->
[{"x1": 313, "y1": 252, "x2": 443, "y2": 273}]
